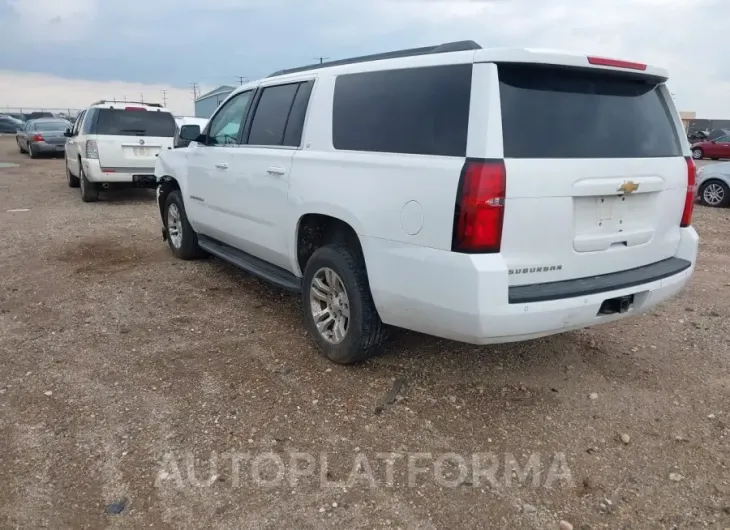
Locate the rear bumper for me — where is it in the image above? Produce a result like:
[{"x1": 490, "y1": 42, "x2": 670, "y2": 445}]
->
[
  {"x1": 31, "y1": 141, "x2": 66, "y2": 153},
  {"x1": 81, "y1": 158, "x2": 156, "y2": 185},
  {"x1": 361, "y1": 227, "x2": 699, "y2": 344}
]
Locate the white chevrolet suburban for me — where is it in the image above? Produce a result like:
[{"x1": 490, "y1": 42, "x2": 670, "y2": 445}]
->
[
  {"x1": 154, "y1": 41, "x2": 699, "y2": 364},
  {"x1": 65, "y1": 100, "x2": 176, "y2": 202}
]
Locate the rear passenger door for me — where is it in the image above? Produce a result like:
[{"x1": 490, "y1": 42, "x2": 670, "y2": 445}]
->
[{"x1": 224, "y1": 79, "x2": 314, "y2": 270}]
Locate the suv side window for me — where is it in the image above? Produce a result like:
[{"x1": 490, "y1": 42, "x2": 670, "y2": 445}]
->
[
  {"x1": 80, "y1": 109, "x2": 97, "y2": 135},
  {"x1": 72, "y1": 111, "x2": 85, "y2": 135},
  {"x1": 206, "y1": 91, "x2": 254, "y2": 146},
  {"x1": 332, "y1": 65, "x2": 472, "y2": 157},
  {"x1": 246, "y1": 82, "x2": 307, "y2": 147}
]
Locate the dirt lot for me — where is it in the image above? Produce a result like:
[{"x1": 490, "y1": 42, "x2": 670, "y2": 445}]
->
[{"x1": 0, "y1": 137, "x2": 728, "y2": 530}]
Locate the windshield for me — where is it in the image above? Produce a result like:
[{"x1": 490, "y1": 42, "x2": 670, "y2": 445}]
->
[
  {"x1": 95, "y1": 109, "x2": 176, "y2": 137},
  {"x1": 35, "y1": 121, "x2": 71, "y2": 132}
]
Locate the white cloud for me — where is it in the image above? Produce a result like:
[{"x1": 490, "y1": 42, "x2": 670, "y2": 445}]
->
[
  {"x1": 366, "y1": 0, "x2": 730, "y2": 117},
  {"x1": 0, "y1": 70, "x2": 199, "y2": 116},
  {"x1": 7, "y1": 0, "x2": 98, "y2": 41},
  {"x1": 1, "y1": 0, "x2": 728, "y2": 118}
]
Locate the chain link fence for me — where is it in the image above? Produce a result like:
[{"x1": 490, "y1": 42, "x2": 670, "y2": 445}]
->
[{"x1": 2, "y1": 107, "x2": 83, "y2": 119}]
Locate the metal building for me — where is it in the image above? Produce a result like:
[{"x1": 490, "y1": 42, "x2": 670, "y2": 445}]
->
[{"x1": 194, "y1": 85, "x2": 235, "y2": 118}]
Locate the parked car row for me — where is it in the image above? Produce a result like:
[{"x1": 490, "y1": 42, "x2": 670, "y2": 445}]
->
[
  {"x1": 1, "y1": 112, "x2": 78, "y2": 134},
  {"x1": 19, "y1": 43, "x2": 708, "y2": 363}
]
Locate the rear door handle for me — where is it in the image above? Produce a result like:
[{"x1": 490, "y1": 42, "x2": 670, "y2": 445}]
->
[
  {"x1": 267, "y1": 166, "x2": 286, "y2": 175},
  {"x1": 215, "y1": 162, "x2": 228, "y2": 170}
]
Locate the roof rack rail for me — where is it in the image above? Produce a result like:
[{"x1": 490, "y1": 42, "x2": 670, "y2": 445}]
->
[
  {"x1": 90, "y1": 100, "x2": 163, "y2": 108},
  {"x1": 266, "y1": 40, "x2": 482, "y2": 78}
]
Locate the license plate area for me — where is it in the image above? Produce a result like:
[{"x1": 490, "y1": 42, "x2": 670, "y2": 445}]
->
[
  {"x1": 575, "y1": 195, "x2": 632, "y2": 235},
  {"x1": 124, "y1": 146, "x2": 159, "y2": 157},
  {"x1": 598, "y1": 294, "x2": 634, "y2": 315}
]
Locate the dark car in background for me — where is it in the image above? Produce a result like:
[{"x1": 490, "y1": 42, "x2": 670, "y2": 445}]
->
[
  {"x1": 24, "y1": 111, "x2": 54, "y2": 120},
  {"x1": 16, "y1": 118, "x2": 72, "y2": 158},
  {"x1": 0, "y1": 115, "x2": 24, "y2": 134}
]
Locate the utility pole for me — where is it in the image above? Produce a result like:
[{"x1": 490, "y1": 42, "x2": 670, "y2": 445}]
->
[
  {"x1": 140, "y1": 93, "x2": 145, "y2": 103},
  {"x1": 191, "y1": 82, "x2": 199, "y2": 100},
  {"x1": 314, "y1": 56, "x2": 329, "y2": 64},
  {"x1": 123, "y1": 95, "x2": 127, "y2": 102},
  {"x1": 162, "y1": 89, "x2": 168, "y2": 107},
  {"x1": 236, "y1": 76, "x2": 247, "y2": 85}
]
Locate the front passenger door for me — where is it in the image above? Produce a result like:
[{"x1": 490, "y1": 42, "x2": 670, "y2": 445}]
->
[{"x1": 185, "y1": 90, "x2": 255, "y2": 243}]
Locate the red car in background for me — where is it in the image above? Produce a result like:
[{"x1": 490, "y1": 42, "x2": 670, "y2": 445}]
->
[{"x1": 691, "y1": 133, "x2": 730, "y2": 160}]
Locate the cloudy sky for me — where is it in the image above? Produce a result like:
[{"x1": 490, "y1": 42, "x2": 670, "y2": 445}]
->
[{"x1": 0, "y1": 0, "x2": 727, "y2": 117}]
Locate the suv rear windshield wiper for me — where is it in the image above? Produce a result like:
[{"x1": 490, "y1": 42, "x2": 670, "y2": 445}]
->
[{"x1": 120, "y1": 128, "x2": 147, "y2": 135}]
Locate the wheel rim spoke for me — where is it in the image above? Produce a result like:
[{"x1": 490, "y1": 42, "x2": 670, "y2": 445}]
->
[
  {"x1": 310, "y1": 267, "x2": 350, "y2": 345},
  {"x1": 167, "y1": 205, "x2": 183, "y2": 248}
]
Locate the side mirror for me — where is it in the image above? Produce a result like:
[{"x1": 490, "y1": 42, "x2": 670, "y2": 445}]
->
[
  {"x1": 179, "y1": 124, "x2": 201, "y2": 142},
  {"x1": 63, "y1": 129, "x2": 73, "y2": 137}
]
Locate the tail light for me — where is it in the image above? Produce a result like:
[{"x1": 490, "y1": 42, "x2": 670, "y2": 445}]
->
[
  {"x1": 125, "y1": 106, "x2": 146, "y2": 111},
  {"x1": 85, "y1": 139, "x2": 99, "y2": 159},
  {"x1": 32, "y1": 133, "x2": 44, "y2": 142},
  {"x1": 452, "y1": 159, "x2": 506, "y2": 253},
  {"x1": 681, "y1": 156, "x2": 696, "y2": 227}
]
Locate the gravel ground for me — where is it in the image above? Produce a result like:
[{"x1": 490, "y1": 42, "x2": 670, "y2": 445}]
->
[{"x1": 0, "y1": 137, "x2": 729, "y2": 530}]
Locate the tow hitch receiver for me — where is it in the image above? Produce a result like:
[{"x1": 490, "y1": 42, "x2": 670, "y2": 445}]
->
[{"x1": 598, "y1": 294, "x2": 634, "y2": 315}]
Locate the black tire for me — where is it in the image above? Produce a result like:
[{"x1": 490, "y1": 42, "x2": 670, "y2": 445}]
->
[
  {"x1": 698, "y1": 179, "x2": 730, "y2": 208},
  {"x1": 164, "y1": 190, "x2": 204, "y2": 259},
  {"x1": 79, "y1": 164, "x2": 99, "y2": 202},
  {"x1": 302, "y1": 244, "x2": 388, "y2": 364},
  {"x1": 28, "y1": 143, "x2": 37, "y2": 159},
  {"x1": 691, "y1": 147, "x2": 703, "y2": 160},
  {"x1": 17, "y1": 140, "x2": 26, "y2": 154},
  {"x1": 66, "y1": 158, "x2": 80, "y2": 188}
]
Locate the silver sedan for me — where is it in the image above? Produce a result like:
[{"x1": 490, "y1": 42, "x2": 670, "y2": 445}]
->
[{"x1": 15, "y1": 118, "x2": 72, "y2": 158}]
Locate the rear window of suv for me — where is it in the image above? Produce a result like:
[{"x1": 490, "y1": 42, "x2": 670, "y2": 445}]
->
[
  {"x1": 498, "y1": 64, "x2": 682, "y2": 159},
  {"x1": 94, "y1": 109, "x2": 176, "y2": 137}
]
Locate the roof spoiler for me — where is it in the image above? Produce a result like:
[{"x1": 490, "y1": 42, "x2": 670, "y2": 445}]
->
[{"x1": 266, "y1": 40, "x2": 482, "y2": 78}]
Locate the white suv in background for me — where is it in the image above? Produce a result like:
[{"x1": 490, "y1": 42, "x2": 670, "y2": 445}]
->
[
  {"x1": 155, "y1": 41, "x2": 699, "y2": 364},
  {"x1": 64, "y1": 100, "x2": 176, "y2": 202}
]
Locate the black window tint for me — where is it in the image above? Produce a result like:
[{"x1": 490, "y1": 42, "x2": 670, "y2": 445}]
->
[
  {"x1": 499, "y1": 64, "x2": 681, "y2": 159},
  {"x1": 282, "y1": 82, "x2": 313, "y2": 147},
  {"x1": 332, "y1": 65, "x2": 472, "y2": 157},
  {"x1": 247, "y1": 83, "x2": 299, "y2": 146},
  {"x1": 94, "y1": 109, "x2": 176, "y2": 137}
]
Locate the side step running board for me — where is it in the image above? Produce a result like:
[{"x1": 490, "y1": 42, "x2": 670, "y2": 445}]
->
[{"x1": 197, "y1": 235, "x2": 302, "y2": 293}]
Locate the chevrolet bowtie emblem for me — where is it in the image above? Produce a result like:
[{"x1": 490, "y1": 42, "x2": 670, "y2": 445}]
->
[{"x1": 617, "y1": 181, "x2": 639, "y2": 194}]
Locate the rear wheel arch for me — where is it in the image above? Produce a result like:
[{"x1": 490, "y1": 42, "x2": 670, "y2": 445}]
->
[{"x1": 295, "y1": 214, "x2": 365, "y2": 276}]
